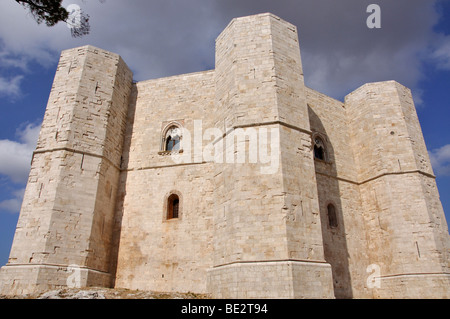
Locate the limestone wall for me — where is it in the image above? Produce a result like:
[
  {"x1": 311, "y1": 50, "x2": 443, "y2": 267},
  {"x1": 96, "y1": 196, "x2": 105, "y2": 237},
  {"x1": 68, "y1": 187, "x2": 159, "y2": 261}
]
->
[
  {"x1": 0, "y1": 45, "x2": 133, "y2": 295},
  {"x1": 113, "y1": 70, "x2": 216, "y2": 293},
  {"x1": 1, "y1": 13, "x2": 448, "y2": 299},
  {"x1": 208, "y1": 13, "x2": 334, "y2": 299},
  {"x1": 306, "y1": 87, "x2": 371, "y2": 298},
  {"x1": 345, "y1": 81, "x2": 450, "y2": 298}
]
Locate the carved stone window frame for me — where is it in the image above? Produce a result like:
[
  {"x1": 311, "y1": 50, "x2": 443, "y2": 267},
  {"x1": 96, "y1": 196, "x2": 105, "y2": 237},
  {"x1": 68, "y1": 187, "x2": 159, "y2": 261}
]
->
[
  {"x1": 163, "y1": 190, "x2": 183, "y2": 221},
  {"x1": 158, "y1": 120, "x2": 185, "y2": 155}
]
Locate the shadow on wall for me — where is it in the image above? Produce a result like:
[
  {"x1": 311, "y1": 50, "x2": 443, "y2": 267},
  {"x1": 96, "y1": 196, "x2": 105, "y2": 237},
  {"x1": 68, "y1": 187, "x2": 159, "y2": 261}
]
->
[
  {"x1": 109, "y1": 83, "x2": 138, "y2": 286},
  {"x1": 308, "y1": 105, "x2": 353, "y2": 299}
]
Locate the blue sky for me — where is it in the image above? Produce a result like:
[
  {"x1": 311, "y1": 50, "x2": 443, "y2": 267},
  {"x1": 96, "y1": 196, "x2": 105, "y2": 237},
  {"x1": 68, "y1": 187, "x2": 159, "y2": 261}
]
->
[{"x1": 0, "y1": 0, "x2": 450, "y2": 266}]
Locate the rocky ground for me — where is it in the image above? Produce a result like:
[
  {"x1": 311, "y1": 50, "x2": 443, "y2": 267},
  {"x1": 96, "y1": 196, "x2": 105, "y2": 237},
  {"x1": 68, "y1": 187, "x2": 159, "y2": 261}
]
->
[{"x1": 0, "y1": 287, "x2": 210, "y2": 299}]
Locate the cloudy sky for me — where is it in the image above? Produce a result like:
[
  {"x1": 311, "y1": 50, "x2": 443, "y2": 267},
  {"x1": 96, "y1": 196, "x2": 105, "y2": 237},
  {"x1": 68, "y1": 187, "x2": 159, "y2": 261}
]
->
[{"x1": 0, "y1": 0, "x2": 449, "y2": 266}]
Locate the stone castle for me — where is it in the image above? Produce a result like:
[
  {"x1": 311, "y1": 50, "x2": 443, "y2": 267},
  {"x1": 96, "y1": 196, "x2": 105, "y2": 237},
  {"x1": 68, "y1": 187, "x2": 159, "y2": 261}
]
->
[{"x1": 0, "y1": 13, "x2": 449, "y2": 298}]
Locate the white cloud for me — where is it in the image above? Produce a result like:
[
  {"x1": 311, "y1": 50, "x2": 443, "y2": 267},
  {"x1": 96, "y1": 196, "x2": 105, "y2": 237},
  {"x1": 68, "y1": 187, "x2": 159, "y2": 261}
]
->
[
  {"x1": 0, "y1": 121, "x2": 40, "y2": 215},
  {"x1": 429, "y1": 144, "x2": 450, "y2": 176},
  {"x1": 0, "y1": 75, "x2": 24, "y2": 97},
  {"x1": 0, "y1": 121, "x2": 41, "y2": 184},
  {"x1": 0, "y1": 188, "x2": 25, "y2": 214},
  {"x1": 0, "y1": 50, "x2": 28, "y2": 71},
  {"x1": 430, "y1": 34, "x2": 450, "y2": 70},
  {"x1": 0, "y1": 5, "x2": 56, "y2": 70},
  {"x1": 16, "y1": 121, "x2": 41, "y2": 147},
  {"x1": 0, "y1": 0, "x2": 82, "y2": 100},
  {"x1": 210, "y1": 0, "x2": 440, "y2": 102},
  {"x1": 0, "y1": 0, "x2": 447, "y2": 103}
]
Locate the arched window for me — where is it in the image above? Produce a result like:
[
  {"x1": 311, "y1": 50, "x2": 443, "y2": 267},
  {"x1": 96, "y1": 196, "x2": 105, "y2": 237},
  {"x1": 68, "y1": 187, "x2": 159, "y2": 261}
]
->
[
  {"x1": 160, "y1": 124, "x2": 182, "y2": 154},
  {"x1": 167, "y1": 194, "x2": 180, "y2": 219},
  {"x1": 313, "y1": 136, "x2": 326, "y2": 161},
  {"x1": 327, "y1": 203, "x2": 338, "y2": 228},
  {"x1": 163, "y1": 125, "x2": 181, "y2": 152}
]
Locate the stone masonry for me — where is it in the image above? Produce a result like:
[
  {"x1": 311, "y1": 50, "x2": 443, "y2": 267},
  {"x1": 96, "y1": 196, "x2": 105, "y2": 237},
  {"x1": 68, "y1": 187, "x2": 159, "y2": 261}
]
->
[{"x1": 0, "y1": 13, "x2": 449, "y2": 298}]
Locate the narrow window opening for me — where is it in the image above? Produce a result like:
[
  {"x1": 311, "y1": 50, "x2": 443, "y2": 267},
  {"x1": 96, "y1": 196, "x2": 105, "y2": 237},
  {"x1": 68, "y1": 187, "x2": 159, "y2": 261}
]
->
[
  {"x1": 164, "y1": 126, "x2": 181, "y2": 152},
  {"x1": 314, "y1": 144, "x2": 325, "y2": 160},
  {"x1": 166, "y1": 136, "x2": 173, "y2": 151},
  {"x1": 327, "y1": 203, "x2": 338, "y2": 228},
  {"x1": 172, "y1": 198, "x2": 179, "y2": 219},
  {"x1": 314, "y1": 136, "x2": 326, "y2": 161},
  {"x1": 167, "y1": 194, "x2": 180, "y2": 220}
]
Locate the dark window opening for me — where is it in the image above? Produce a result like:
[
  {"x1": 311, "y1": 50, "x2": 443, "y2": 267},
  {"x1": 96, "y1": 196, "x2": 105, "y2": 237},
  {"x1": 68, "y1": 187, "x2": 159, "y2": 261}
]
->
[
  {"x1": 167, "y1": 194, "x2": 180, "y2": 219},
  {"x1": 164, "y1": 126, "x2": 181, "y2": 152},
  {"x1": 313, "y1": 136, "x2": 326, "y2": 161},
  {"x1": 327, "y1": 203, "x2": 338, "y2": 228},
  {"x1": 314, "y1": 145, "x2": 325, "y2": 160},
  {"x1": 172, "y1": 199, "x2": 179, "y2": 218}
]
